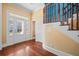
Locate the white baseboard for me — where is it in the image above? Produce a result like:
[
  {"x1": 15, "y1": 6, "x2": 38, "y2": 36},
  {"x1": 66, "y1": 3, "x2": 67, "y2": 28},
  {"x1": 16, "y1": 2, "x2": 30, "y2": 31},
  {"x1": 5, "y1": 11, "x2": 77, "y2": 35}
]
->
[
  {"x1": 43, "y1": 44, "x2": 72, "y2": 56},
  {"x1": 4, "y1": 39, "x2": 34, "y2": 48},
  {"x1": 35, "y1": 39, "x2": 43, "y2": 43}
]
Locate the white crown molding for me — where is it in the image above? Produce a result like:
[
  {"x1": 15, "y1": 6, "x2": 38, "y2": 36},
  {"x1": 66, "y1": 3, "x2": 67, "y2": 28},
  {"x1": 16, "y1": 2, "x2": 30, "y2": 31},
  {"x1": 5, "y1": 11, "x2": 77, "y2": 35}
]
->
[{"x1": 8, "y1": 11, "x2": 28, "y2": 20}]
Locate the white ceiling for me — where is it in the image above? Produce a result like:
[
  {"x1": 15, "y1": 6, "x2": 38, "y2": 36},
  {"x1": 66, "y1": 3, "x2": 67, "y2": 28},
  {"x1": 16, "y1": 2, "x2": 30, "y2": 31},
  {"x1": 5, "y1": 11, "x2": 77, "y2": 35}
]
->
[{"x1": 17, "y1": 3, "x2": 45, "y2": 12}]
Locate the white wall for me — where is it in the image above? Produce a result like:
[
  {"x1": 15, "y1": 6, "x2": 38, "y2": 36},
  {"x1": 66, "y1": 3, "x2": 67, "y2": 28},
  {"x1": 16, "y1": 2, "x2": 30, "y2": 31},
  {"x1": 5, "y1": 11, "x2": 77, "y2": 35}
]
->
[
  {"x1": 0, "y1": 3, "x2": 2, "y2": 50},
  {"x1": 33, "y1": 7, "x2": 45, "y2": 43},
  {"x1": 35, "y1": 17, "x2": 45, "y2": 43}
]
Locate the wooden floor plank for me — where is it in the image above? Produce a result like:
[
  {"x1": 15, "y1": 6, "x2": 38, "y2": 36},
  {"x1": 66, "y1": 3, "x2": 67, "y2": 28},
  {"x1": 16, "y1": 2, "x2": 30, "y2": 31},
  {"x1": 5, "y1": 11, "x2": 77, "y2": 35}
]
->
[{"x1": 1, "y1": 39, "x2": 56, "y2": 56}]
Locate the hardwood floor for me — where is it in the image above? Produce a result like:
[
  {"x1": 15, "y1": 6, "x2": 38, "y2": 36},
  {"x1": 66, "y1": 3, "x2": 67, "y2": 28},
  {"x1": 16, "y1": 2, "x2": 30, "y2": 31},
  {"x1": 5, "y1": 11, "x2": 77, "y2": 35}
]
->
[
  {"x1": 1, "y1": 39, "x2": 56, "y2": 56},
  {"x1": 0, "y1": 50, "x2": 3, "y2": 56}
]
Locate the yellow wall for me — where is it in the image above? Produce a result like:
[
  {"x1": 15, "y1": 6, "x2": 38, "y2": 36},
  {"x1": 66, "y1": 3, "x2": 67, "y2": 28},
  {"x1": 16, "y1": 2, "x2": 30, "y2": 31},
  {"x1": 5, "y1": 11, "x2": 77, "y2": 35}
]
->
[
  {"x1": 44, "y1": 23, "x2": 79, "y2": 55},
  {"x1": 32, "y1": 9, "x2": 43, "y2": 20},
  {"x1": 2, "y1": 3, "x2": 32, "y2": 46}
]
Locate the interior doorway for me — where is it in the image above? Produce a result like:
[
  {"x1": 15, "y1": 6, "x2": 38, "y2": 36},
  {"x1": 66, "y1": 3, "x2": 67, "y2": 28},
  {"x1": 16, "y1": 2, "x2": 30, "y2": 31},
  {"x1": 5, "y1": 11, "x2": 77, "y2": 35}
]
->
[{"x1": 32, "y1": 21, "x2": 36, "y2": 39}]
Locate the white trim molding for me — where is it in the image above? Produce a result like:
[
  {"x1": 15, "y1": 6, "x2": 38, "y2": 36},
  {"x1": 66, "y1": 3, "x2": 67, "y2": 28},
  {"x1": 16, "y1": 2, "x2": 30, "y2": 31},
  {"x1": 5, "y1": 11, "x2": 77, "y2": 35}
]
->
[
  {"x1": 8, "y1": 12, "x2": 28, "y2": 20},
  {"x1": 43, "y1": 44, "x2": 73, "y2": 56}
]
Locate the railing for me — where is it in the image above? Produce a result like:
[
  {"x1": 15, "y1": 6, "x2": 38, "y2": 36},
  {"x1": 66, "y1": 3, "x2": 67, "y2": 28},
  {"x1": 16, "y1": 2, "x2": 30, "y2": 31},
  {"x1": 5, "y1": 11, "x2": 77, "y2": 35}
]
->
[
  {"x1": 61, "y1": 3, "x2": 69, "y2": 25},
  {"x1": 62, "y1": 3, "x2": 79, "y2": 30},
  {"x1": 43, "y1": 3, "x2": 57, "y2": 23},
  {"x1": 69, "y1": 3, "x2": 79, "y2": 30},
  {"x1": 43, "y1": 3, "x2": 79, "y2": 30}
]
